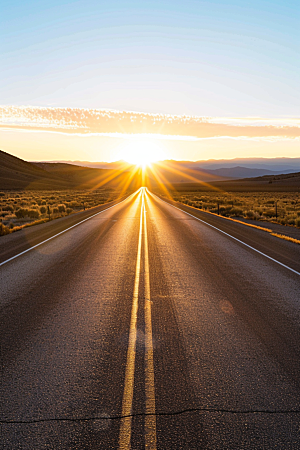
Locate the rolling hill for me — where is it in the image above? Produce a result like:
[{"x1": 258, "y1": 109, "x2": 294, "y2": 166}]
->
[
  {"x1": 2, "y1": 149, "x2": 300, "y2": 192},
  {"x1": 0, "y1": 150, "x2": 71, "y2": 189},
  {"x1": 0, "y1": 150, "x2": 139, "y2": 190}
]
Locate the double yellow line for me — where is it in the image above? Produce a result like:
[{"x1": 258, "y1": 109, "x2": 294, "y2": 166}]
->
[{"x1": 119, "y1": 188, "x2": 157, "y2": 450}]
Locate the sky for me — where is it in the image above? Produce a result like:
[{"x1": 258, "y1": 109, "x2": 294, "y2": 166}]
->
[{"x1": 1, "y1": 0, "x2": 299, "y2": 162}]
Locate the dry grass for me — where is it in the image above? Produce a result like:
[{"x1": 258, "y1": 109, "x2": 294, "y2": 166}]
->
[
  {"x1": 163, "y1": 191, "x2": 300, "y2": 229},
  {"x1": 0, "y1": 188, "x2": 126, "y2": 235},
  {"x1": 180, "y1": 202, "x2": 300, "y2": 245}
]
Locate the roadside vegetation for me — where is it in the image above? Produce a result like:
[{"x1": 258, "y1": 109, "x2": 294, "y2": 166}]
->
[
  {"x1": 0, "y1": 189, "x2": 124, "y2": 236},
  {"x1": 162, "y1": 191, "x2": 300, "y2": 228}
]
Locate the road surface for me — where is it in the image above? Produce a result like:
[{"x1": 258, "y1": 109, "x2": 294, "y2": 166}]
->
[{"x1": 1, "y1": 187, "x2": 300, "y2": 449}]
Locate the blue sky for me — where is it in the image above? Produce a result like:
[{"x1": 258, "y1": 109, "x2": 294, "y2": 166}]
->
[
  {"x1": 1, "y1": 1, "x2": 299, "y2": 161},
  {"x1": 2, "y1": 0, "x2": 299, "y2": 116}
]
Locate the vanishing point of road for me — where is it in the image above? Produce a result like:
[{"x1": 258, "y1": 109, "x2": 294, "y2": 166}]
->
[{"x1": 1, "y1": 188, "x2": 300, "y2": 449}]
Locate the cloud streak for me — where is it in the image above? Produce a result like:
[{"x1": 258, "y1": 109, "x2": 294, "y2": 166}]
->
[{"x1": 1, "y1": 106, "x2": 300, "y2": 140}]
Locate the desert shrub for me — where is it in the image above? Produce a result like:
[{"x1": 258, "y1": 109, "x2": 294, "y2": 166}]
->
[
  {"x1": 0, "y1": 223, "x2": 10, "y2": 236},
  {"x1": 219, "y1": 206, "x2": 232, "y2": 216},
  {"x1": 15, "y1": 208, "x2": 40, "y2": 219},
  {"x1": 246, "y1": 210, "x2": 255, "y2": 218},
  {"x1": 66, "y1": 208, "x2": 73, "y2": 214},
  {"x1": 14, "y1": 209, "x2": 25, "y2": 218},
  {"x1": 53, "y1": 208, "x2": 59, "y2": 214},
  {"x1": 58, "y1": 204, "x2": 66, "y2": 213},
  {"x1": 224, "y1": 206, "x2": 233, "y2": 214},
  {"x1": 28, "y1": 209, "x2": 40, "y2": 219},
  {"x1": 4, "y1": 214, "x2": 16, "y2": 220},
  {"x1": 5, "y1": 205, "x2": 14, "y2": 212},
  {"x1": 230, "y1": 207, "x2": 243, "y2": 216},
  {"x1": 40, "y1": 206, "x2": 47, "y2": 214}
]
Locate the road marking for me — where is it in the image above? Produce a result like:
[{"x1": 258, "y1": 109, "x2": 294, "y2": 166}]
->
[
  {"x1": 119, "y1": 189, "x2": 157, "y2": 449},
  {"x1": 0, "y1": 191, "x2": 139, "y2": 268},
  {"x1": 143, "y1": 193, "x2": 157, "y2": 450},
  {"x1": 119, "y1": 191, "x2": 143, "y2": 450},
  {"x1": 149, "y1": 190, "x2": 300, "y2": 277}
]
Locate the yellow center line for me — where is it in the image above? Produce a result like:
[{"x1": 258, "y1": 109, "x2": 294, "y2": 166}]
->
[
  {"x1": 118, "y1": 190, "x2": 143, "y2": 450},
  {"x1": 118, "y1": 188, "x2": 157, "y2": 449},
  {"x1": 143, "y1": 191, "x2": 157, "y2": 450}
]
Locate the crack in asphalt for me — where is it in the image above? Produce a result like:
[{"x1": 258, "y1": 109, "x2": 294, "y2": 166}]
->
[{"x1": 1, "y1": 407, "x2": 300, "y2": 425}]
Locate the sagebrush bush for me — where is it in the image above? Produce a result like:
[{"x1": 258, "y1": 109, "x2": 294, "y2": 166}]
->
[
  {"x1": 58, "y1": 204, "x2": 66, "y2": 213},
  {"x1": 230, "y1": 207, "x2": 243, "y2": 216},
  {"x1": 15, "y1": 208, "x2": 40, "y2": 219},
  {"x1": 0, "y1": 223, "x2": 10, "y2": 236},
  {"x1": 167, "y1": 190, "x2": 300, "y2": 228},
  {"x1": 0, "y1": 188, "x2": 128, "y2": 236}
]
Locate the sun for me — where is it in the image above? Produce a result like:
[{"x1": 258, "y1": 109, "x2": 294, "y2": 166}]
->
[{"x1": 121, "y1": 138, "x2": 165, "y2": 168}]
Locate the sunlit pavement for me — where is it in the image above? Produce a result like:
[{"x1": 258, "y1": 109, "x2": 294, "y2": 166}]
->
[{"x1": 1, "y1": 188, "x2": 300, "y2": 449}]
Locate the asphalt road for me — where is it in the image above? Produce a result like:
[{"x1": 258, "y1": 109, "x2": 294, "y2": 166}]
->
[{"x1": 1, "y1": 187, "x2": 300, "y2": 449}]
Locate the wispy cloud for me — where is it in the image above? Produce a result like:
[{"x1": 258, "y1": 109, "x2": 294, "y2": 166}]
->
[{"x1": 1, "y1": 106, "x2": 300, "y2": 140}]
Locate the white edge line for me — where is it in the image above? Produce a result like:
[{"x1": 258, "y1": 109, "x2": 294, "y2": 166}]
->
[
  {"x1": 0, "y1": 190, "x2": 139, "y2": 268},
  {"x1": 149, "y1": 190, "x2": 300, "y2": 277}
]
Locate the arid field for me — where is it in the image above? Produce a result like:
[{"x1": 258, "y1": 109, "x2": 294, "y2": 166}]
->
[
  {"x1": 0, "y1": 188, "x2": 126, "y2": 235},
  {"x1": 159, "y1": 190, "x2": 300, "y2": 228}
]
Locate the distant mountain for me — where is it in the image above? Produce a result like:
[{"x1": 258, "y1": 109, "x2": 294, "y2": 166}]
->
[
  {"x1": 31, "y1": 159, "x2": 233, "y2": 185},
  {"x1": 209, "y1": 170, "x2": 300, "y2": 192},
  {"x1": 237, "y1": 171, "x2": 300, "y2": 185},
  {"x1": 52, "y1": 157, "x2": 300, "y2": 175},
  {"x1": 199, "y1": 166, "x2": 291, "y2": 179},
  {"x1": 144, "y1": 161, "x2": 231, "y2": 186},
  {"x1": 3, "y1": 150, "x2": 300, "y2": 190},
  {"x1": 191, "y1": 157, "x2": 300, "y2": 172}
]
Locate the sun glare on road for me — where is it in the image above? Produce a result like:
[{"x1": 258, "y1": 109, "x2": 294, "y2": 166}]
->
[{"x1": 122, "y1": 139, "x2": 165, "y2": 168}]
